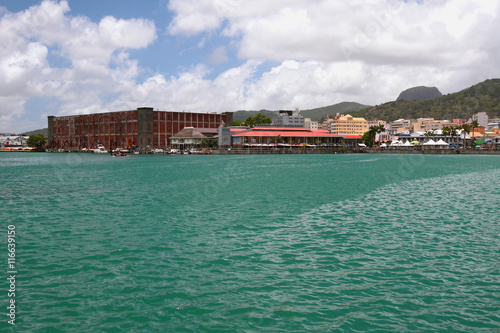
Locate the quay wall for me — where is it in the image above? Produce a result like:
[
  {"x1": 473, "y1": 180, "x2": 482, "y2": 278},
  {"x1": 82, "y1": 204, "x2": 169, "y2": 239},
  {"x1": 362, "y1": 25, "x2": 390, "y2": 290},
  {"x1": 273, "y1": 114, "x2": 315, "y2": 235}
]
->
[{"x1": 212, "y1": 148, "x2": 500, "y2": 155}]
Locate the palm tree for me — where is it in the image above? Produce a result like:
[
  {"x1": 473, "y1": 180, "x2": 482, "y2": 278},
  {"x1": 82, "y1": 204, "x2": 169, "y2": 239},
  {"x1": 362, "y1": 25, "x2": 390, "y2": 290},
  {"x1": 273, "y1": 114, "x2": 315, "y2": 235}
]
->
[
  {"x1": 450, "y1": 125, "x2": 458, "y2": 145},
  {"x1": 442, "y1": 126, "x2": 451, "y2": 137},
  {"x1": 376, "y1": 124, "x2": 385, "y2": 144},
  {"x1": 368, "y1": 125, "x2": 378, "y2": 147},
  {"x1": 470, "y1": 120, "x2": 479, "y2": 145},
  {"x1": 461, "y1": 124, "x2": 471, "y2": 148},
  {"x1": 424, "y1": 130, "x2": 436, "y2": 139}
]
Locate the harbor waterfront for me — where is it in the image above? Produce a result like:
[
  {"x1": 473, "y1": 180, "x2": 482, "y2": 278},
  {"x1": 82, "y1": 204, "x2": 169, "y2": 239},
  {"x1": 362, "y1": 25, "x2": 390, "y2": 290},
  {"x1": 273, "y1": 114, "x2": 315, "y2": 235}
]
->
[{"x1": 1, "y1": 153, "x2": 499, "y2": 332}]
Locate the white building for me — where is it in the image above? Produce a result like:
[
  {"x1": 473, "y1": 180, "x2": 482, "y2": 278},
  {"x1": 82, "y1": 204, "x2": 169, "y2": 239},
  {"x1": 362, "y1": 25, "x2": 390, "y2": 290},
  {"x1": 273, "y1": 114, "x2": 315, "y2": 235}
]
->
[
  {"x1": 472, "y1": 112, "x2": 489, "y2": 128},
  {"x1": 0, "y1": 135, "x2": 28, "y2": 147},
  {"x1": 274, "y1": 108, "x2": 305, "y2": 127},
  {"x1": 304, "y1": 118, "x2": 319, "y2": 130}
]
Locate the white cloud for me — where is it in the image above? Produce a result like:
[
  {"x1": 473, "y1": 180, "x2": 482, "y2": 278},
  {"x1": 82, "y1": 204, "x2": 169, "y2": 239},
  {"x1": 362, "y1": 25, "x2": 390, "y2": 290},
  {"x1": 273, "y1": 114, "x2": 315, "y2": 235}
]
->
[
  {"x1": 167, "y1": 0, "x2": 500, "y2": 101},
  {"x1": 208, "y1": 46, "x2": 228, "y2": 64},
  {"x1": 0, "y1": 0, "x2": 157, "y2": 132}
]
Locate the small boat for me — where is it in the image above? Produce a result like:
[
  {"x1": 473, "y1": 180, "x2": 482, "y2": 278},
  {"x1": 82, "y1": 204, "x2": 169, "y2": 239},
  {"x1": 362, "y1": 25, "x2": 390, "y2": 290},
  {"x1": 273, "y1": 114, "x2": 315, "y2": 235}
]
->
[
  {"x1": 111, "y1": 149, "x2": 127, "y2": 156},
  {"x1": 93, "y1": 145, "x2": 108, "y2": 153}
]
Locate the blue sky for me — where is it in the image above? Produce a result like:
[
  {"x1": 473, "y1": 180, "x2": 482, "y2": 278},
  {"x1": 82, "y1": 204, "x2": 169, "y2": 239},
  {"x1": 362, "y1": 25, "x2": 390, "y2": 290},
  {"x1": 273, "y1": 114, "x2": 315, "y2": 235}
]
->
[{"x1": 1, "y1": 0, "x2": 499, "y2": 133}]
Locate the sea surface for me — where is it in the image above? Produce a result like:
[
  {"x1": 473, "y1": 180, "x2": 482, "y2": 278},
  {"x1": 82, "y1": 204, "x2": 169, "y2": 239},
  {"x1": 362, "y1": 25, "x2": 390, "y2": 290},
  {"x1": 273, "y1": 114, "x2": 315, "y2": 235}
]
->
[{"x1": 1, "y1": 153, "x2": 499, "y2": 332}]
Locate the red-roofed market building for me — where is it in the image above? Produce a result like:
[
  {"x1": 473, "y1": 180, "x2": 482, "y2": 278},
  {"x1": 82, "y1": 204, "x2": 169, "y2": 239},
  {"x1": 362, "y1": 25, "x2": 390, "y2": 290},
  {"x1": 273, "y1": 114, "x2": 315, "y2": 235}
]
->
[{"x1": 223, "y1": 126, "x2": 361, "y2": 147}]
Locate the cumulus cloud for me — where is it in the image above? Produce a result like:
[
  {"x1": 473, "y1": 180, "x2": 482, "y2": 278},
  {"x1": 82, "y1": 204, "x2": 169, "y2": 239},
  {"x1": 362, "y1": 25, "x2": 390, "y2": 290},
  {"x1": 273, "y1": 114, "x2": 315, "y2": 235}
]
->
[
  {"x1": 0, "y1": 0, "x2": 157, "y2": 132},
  {"x1": 167, "y1": 0, "x2": 500, "y2": 102}
]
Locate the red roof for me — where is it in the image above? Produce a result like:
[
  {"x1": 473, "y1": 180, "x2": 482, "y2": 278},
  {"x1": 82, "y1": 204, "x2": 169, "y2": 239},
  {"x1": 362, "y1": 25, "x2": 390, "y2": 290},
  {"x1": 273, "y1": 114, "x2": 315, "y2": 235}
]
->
[
  {"x1": 230, "y1": 127, "x2": 361, "y2": 139},
  {"x1": 232, "y1": 130, "x2": 348, "y2": 138},
  {"x1": 252, "y1": 126, "x2": 310, "y2": 132}
]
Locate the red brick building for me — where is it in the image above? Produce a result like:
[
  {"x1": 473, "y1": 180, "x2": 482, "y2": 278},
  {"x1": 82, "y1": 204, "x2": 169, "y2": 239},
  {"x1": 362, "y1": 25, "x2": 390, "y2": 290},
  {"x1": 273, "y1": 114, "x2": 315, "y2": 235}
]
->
[{"x1": 48, "y1": 107, "x2": 232, "y2": 150}]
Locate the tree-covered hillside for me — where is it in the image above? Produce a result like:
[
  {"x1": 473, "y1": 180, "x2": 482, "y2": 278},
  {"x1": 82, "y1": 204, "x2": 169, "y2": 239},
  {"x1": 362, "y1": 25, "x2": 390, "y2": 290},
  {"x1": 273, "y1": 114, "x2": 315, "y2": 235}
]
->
[{"x1": 353, "y1": 79, "x2": 500, "y2": 121}]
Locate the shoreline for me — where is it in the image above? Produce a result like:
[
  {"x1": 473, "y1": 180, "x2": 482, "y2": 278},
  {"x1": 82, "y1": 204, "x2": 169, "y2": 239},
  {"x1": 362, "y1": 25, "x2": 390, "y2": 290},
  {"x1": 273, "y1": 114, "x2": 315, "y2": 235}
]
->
[
  {"x1": 211, "y1": 148, "x2": 500, "y2": 155},
  {"x1": 2, "y1": 149, "x2": 499, "y2": 155}
]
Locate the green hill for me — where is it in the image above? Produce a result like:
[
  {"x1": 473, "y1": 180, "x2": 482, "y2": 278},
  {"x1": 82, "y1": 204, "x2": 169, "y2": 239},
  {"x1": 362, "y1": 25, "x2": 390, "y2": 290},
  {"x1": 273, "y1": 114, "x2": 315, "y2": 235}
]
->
[
  {"x1": 232, "y1": 102, "x2": 371, "y2": 122},
  {"x1": 21, "y1": 128, "x2": 48, "y2": 137},
  {"x1": 352, "y1": 79, "x2": 500, "y2": 121}
]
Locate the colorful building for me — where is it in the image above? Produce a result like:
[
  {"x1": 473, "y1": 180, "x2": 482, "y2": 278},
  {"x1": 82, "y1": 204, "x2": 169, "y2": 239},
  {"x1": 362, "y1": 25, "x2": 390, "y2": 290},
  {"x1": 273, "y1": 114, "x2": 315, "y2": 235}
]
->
[
  {"x1": 329, "y1": 114, "x2": 368, "y2": 136},
  {"x1": 48, "y1": 107, "x2": 231, "y2": 150}
]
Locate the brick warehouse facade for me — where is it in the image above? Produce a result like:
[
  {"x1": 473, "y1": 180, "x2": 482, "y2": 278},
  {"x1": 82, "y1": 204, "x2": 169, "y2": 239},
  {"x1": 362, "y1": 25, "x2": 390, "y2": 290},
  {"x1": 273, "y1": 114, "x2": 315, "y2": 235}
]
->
[{"x1": 48, "y1": 107, "x2": 233, "y2": 150}]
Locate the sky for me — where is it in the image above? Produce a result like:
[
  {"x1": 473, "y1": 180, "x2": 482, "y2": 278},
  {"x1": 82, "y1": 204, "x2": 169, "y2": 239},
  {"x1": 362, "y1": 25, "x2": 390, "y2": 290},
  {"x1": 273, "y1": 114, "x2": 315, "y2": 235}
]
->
[{"x1": 0, "y1": 0, "x2": 499, "y2": 133}]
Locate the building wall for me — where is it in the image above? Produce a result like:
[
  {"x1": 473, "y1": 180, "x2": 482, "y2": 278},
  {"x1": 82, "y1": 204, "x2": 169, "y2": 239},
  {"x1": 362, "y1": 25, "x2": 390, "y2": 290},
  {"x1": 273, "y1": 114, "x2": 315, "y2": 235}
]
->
[
  {"x1": 330, "y1": 114, "x2": 367, "y2": 135},
  {"x1": 48, "y1": 108, "x2": 230, "y2": 150},
  {"x1": 422, "y1": 120, "x2": 454, "y2": 132},
  {"x1": 304, "y1": 118, "x2": 319, "y2": 130},
  {"x1": 275, "y1": 115, "x2": 305, "y2": 127},
  {"x1": 473, "y1": 112, "x2": 489, "y2": 128}
]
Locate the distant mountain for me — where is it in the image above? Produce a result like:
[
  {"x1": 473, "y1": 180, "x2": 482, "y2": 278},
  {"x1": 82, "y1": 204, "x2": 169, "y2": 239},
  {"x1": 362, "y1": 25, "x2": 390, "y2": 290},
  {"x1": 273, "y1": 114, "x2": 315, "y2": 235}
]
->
[
  {"x1": 232, "y1": 102, "x2": 371, "y2": 122},
  {"x1": 396, "y1": 86, "x2": 442, "y2": 101},
  {"x1": 21, "y1": 128, "x2": 48, "y2": 137},
  {"x1": 352, "y1": 79, "x2": 500, "y2": 121}
]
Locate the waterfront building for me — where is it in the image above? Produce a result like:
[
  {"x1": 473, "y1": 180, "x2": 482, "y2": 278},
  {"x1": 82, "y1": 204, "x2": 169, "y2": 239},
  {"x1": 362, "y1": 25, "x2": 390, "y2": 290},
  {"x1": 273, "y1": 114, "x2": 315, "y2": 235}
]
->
[
  {"x1": 304, "y1": 118, "x2": 319, "y2": 130},
  {"x1": 329, "y1": 114, "x2": 367, "y2": 136},
  {"x1": 367, "y1": 120, "x2": 387, "y2": 128},
  {"x1": 472, "y1": 112, "x2": 489, "y2": 128},
  {"x1": 0, "y1": 135, "x2": 28, "y2": 148},
  {"x1": 319, "y1": 118, "x2": 334, "y2": 131},
  {"x1": 228, "y1": 126, "x2": 361, "y2": 147},
  {"x1": 413, "y1": 119, "x2": 454, "y2": 132},
  {"x1": 389, "y1": 119, "x2": 417, "y2": 133},
  {"x1": 170, "y1": 127, "x2": 207, "y2": 150},
  {"x1": 274, "y1": 109, "x2": 305, "y2": 127},
  {"x1": 48, "y1": 107, "x2": 231, "y2": 150},
  {"x1": 487, "y1": 118, "x2": 500, "y2": 129}
]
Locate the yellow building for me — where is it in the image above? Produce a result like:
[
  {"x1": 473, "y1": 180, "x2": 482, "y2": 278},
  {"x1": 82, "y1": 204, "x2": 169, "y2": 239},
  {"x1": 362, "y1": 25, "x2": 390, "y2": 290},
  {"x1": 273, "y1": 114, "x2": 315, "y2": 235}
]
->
[{"x1": 329, "y1": 114, "x2": 368, "y2": 135}]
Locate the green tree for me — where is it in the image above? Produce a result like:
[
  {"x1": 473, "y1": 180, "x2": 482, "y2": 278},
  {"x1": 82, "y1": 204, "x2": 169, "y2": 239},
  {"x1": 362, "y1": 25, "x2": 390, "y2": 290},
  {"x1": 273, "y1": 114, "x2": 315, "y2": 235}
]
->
[
  {"x1": 201, "y1": 138, "x2": 218, "y2": 148},
  {"x1": 200, "y1": 138, "x2": 210, "y2": 148},
  {"x1": 362, "y1": 125, "x2": 379, "y2": 147},
  {"x1": 27, "y1": 135, "x2": 46, "y2": 151},
  {"x1": 244, "y1": 113, "x2": 272, "y2": 128},
  {"x1": 210, "y1": 138, "x2": 218, "y2": 148},
  {"x1": 424, "y1": 130, "x2": 436, "y2": 139},
  {"x1": 232, "y1": 120, "x2": 244, "y2": 126},
  {"x1": 361, "y1": 130, "x2": 375, "y2": 147},
  {"x1": 442, "y1": 126, "x2": 451, "y2": 137}
]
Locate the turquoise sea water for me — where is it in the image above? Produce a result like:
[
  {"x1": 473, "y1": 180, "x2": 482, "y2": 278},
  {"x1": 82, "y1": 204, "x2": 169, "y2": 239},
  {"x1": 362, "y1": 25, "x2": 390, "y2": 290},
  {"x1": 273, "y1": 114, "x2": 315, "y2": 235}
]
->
[{"x1": 1, "y1": 153, "x2": 499, "y2": 332}]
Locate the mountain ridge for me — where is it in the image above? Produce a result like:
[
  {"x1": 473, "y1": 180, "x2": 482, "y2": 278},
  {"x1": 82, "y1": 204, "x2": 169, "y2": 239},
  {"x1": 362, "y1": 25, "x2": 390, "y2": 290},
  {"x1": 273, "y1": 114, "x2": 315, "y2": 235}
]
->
[{"x1": 352, "y1": 79, "x2": 500, "y2": 121}]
